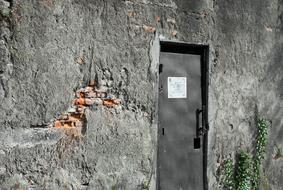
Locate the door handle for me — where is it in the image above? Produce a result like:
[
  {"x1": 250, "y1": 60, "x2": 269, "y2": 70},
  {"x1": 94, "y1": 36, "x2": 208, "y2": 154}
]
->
[
  {"x1": 194, "y1": 109, "x2": 203, "y2": 149},
  {"x1": 196, "y1": 108, "x2": 208, "y2": 136},
  {"x1": 162, "y1": 128, "x2": 165, "y2": 135},
  {"x1": 196, "y1": 109, "x2": 203, "y2": 137}
]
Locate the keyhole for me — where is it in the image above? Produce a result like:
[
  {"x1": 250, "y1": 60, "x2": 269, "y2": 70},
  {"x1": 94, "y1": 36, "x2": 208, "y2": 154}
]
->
[
  {"x1": 162, "y1": 128, "x2": 165, "y2": 135},
  {"x1": 159, "y1": 85, "x2": 163, "y2": 94}
]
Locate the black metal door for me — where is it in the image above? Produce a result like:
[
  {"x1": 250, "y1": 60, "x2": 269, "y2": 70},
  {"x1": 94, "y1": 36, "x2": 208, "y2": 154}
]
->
[{"x1": 158, "y1": 47, "x2": 207, "y2": 190}]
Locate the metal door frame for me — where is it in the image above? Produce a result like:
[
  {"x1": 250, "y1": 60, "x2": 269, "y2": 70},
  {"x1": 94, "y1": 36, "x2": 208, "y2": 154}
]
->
[{"x1": 157, "y1": 41, "x2": 209, "y2": 190}]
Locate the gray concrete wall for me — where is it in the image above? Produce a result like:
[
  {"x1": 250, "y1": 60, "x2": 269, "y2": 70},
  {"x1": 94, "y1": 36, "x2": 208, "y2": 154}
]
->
[{"x1": 0, "y1": 0, "x2": 282, "y2": 189}]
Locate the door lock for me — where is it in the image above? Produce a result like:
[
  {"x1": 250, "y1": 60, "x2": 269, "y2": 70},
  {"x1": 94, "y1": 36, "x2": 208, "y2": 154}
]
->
[
  {"x1": 159, "y1": 64, "x2": 163, "y2": 74},
  {"x1": 159, "y1": 85, "x2": 163, "y2": 94},
  {"x1": 194, "y1": 108, "x2": 208, "y2": 149}
]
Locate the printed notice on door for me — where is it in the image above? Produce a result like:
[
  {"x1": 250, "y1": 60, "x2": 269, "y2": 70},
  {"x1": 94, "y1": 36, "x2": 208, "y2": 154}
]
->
[{"x1": 167, "y1": 77, "x2": 187, "y2": 98}]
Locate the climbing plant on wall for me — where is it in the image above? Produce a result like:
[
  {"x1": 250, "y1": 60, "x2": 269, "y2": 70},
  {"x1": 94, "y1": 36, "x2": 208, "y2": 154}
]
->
[
  {"x1": 221, "y1": 117, "x2": 270, "y2": 190},
  {"x1": 222, "y1": 158, "x2": 235, "y2": 190},
  {"x1": 252, "y1": 118, "x2": 269, "y2": 189},
  {"x1": 235, "y1": 150, "x2": 252, "y2": 190}
]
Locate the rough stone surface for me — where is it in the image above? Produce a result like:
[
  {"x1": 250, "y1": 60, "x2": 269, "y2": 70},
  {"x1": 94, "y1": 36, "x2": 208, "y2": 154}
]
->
[{"x1": 0, "y1": 0, "x2": 282, "y2": 189}]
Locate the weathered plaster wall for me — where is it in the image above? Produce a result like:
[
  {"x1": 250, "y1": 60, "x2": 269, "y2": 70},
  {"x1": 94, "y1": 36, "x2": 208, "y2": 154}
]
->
[
  {"x1": 208, "y1": 1, "x2": 283, "y2": 189},
  {"x1": 0, "y1": 0, "x2": 282, "y2": 189}
]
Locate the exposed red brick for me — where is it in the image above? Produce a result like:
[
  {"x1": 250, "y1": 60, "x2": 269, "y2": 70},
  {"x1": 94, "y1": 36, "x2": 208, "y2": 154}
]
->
[
  {"x1": 103, "y1": 99, "x2": 121, "y2": 107},
  {"x1": 155, "y1": 16, "x2": 161, "y2": 23},
  {"x1": 74, "y1": 98, "x2": 86, "y2": 106},
  {"x1": 127, "y1": 11, "x2": 136, "y2": 17},
  {"x1": 54, "y1": 80, "x2": 121, "y2": 129},
  {"x1": 54, "y1": 121, "x2": 62, "y2": 128},
  {"x1": 143, "y1": 25, "x2": 156, "y2": 33},
  {"x1": 89, "y1": 80, "x2": 97, "y2": 87},
  {"x1": 76, "y1": 56, "x2": 84, "y2": 65},
  {"x1": 171, "y1": 30, "x2": 178, "y2": 37}
]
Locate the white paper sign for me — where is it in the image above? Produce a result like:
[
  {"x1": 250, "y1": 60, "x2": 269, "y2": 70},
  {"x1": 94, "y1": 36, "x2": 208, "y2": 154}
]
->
[{"x1": 168, "y1": 77, "x2": 187, "y2": 98}]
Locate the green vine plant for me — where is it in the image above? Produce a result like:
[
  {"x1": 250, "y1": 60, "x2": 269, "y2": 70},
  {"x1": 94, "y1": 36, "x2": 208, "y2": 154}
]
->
[
  {"x1": 235, "y1": 150, "x2": 252, "y2": 190},
  {"x1": 220, "y1": 117, "x2": 270, "y2": 190},
  {"x1": 142, "y1": 180, "x2": 150, "y2": 190},
  {"x1": 222, "y1": 158, "x2": 235, "y2": 190},
  {"x1": 252, "y1": 118, "x2": 269, "y2": 190}
]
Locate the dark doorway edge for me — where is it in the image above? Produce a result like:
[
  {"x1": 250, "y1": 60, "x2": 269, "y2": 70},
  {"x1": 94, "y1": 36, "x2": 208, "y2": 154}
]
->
[{"x1": 158, "y1": 41, "x2": 209, "y2": 190}]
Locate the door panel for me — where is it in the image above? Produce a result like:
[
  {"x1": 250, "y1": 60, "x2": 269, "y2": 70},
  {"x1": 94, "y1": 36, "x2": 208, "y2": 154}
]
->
[{"x1": 158, "y1": 52, "x2": 203, "y2": 190}]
